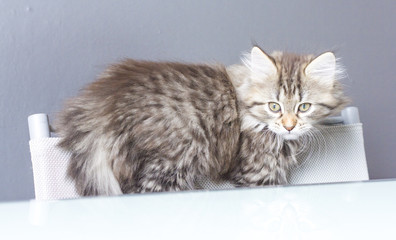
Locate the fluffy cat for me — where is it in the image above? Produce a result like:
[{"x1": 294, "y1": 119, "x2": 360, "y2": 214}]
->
[{"x1": 55, "y1": 46, "x2": 349, "y2": 196}]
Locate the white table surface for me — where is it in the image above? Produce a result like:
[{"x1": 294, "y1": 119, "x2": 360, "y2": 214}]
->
[{"x1": 1, "y1": 180, "x2": 395, "y2": 239}]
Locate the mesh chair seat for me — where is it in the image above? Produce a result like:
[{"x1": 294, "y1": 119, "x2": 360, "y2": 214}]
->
[{"x1": 28, "y1": 107, "x2": 369, "y2": 200}]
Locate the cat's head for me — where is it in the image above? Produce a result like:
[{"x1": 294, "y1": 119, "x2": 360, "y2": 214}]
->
[{"x1": 228, "y1": 46, "x2": 349, "y2": 140}]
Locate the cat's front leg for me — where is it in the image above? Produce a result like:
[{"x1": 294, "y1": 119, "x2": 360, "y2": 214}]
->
[{"x1": 231, "y1": 151, "x2": 290, "y2": 187}]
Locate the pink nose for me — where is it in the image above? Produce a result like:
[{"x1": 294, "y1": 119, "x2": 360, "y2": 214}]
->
[{"x1": 284, "y1": 125, "x2": 295, "y2": 131}]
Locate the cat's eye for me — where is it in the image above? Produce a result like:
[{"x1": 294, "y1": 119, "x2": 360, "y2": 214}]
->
[
  {"x1": 268, "y1": 102, "x2": 281, "y2": 113},
  {"x1": 298, "y1": 103, "x2": 311, "y2": 112}
]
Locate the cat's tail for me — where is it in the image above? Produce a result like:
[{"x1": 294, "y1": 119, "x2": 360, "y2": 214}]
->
[{"x1": 66, "y1": 135, "x2": 123, "y2": 196}]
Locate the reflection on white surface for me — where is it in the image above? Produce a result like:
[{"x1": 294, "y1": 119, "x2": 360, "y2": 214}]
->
[
  {"x1": 1, "y1": 180, "x2": 396, "y2": 239},
  {"x1": 28, "y1": 200, "x2": 49, "y2": 226},
  {"x1": 241, "y1": 190, "x2": 329, "y2": 240}
]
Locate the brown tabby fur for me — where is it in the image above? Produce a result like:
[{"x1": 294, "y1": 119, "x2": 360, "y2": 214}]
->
[{"x1": 55, "y1": 47, "x2": 349, "y2": 196}]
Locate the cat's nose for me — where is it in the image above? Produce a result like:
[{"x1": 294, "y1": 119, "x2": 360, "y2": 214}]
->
[
  {"x1": 283, "y1": 125, "x2": 295, "y2": 132},
  {"x1": 282, "y1": 114, "x2": 297, "y2": 132}
]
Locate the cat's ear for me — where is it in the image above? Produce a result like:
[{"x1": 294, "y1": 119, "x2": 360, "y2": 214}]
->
[
  {"x1": 249, "y1": 46, "x2": 278, "y2": 78},
  {"x1": 305, "y1": 52, "x2": 337, "y2": 86}
]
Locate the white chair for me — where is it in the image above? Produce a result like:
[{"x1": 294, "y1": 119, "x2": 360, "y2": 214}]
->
[{"x1": 28, "y1": 107, "x2": 369, "y2": 200}]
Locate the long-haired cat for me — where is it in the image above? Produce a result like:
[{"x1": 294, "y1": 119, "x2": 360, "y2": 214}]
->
[{"x1": 55, "y1": 46, "x2": 349, "y2": 196}]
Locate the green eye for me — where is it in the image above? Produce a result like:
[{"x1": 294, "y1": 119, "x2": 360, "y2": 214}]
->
[
  {"x1": 268, "y1": 102, "x2": 281, "y2": 113},
  {"x1": 298, "y1": 103, "x2": 311, "y2": 112}
]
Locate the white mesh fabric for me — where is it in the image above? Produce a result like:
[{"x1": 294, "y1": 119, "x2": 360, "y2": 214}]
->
[
  {"x1": 196, "y1": 177, "x2": 235, "y2": 190},
  {"x1": 29, "y1": 138, "x2": 79, "y2": 200},
  {"x1": 288, "y1": 123, "x2": 369, "y2": 184},
  {"x1": 29, "y1": 123, "x2": 368, "y2": 200}
]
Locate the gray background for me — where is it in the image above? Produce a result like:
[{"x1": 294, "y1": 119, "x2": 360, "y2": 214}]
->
[{"x1": 1, "y1": 0, "x2": 395, "y2": 202}]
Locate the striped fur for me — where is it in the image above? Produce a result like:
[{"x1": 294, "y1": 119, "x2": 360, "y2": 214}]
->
[
  {"x1": 227, "y1": 47, "x2": 349, "y2": 186},
  {"x1": 55, "y1": 47, "x2": 349, "y2": 195}
]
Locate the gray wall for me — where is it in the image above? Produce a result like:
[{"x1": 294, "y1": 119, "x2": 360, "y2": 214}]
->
[{"x1": 1, "y1": 0, "x2": 395, "y2": 201}]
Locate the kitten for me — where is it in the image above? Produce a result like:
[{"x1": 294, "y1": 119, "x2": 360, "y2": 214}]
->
[{"x1": 55, "y1": 46, "x2": 348, "y2": 196}]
